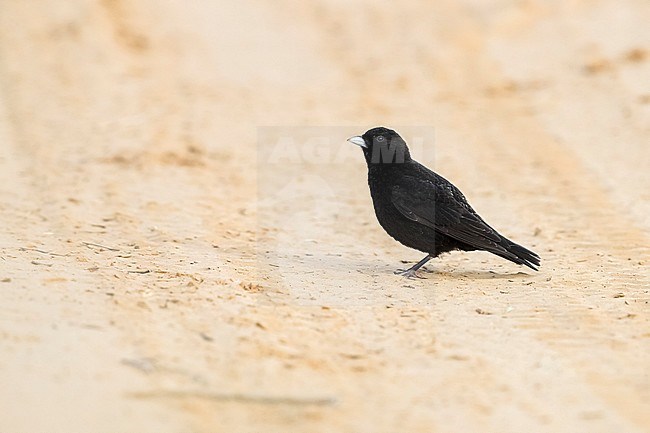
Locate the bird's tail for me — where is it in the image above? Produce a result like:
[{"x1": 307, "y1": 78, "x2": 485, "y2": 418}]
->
[{"x1": 494, "y1": 238, "x2": 541, "y2": 271}]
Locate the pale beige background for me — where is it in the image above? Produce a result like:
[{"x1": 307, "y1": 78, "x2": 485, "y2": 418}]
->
[{"x1": 0, "y1": 1, "x2": 649, "y2": 432}]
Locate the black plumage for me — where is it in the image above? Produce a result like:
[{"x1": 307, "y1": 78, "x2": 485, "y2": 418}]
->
[{"x1": 348, "y1": 127, "x2": 540, "y2": 277}]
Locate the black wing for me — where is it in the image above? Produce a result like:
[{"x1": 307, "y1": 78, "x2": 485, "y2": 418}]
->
[{"x1": 391, "y1": 171, "x2": 540, "y2": 270}]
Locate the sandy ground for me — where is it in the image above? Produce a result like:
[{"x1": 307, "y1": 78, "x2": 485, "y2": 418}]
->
[{"x1": 1, "y1": 1, "x2": 649, "y2": 432}]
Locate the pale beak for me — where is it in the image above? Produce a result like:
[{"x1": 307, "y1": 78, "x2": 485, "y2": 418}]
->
[{"x1": 347, "y1": 136, "x2": 367, "y2": 148}]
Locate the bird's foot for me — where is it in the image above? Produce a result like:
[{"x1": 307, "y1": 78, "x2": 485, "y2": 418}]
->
[{"x1": 394, "y1": 268, "x2": 426, "y2": 279}]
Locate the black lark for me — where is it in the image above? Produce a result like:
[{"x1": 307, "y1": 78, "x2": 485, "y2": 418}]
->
[{"x1": 348, "y1": 127, "x2": 540, "y2": 278}]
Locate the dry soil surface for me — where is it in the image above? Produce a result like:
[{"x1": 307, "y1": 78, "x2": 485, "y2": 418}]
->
[{"x1": 1, "y1": 1, "x2": 649, "y2": 432}]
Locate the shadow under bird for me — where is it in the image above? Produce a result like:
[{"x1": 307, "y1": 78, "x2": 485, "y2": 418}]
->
[{"x1": 348, "y1": 127, "x2": 540, "y2": 278}]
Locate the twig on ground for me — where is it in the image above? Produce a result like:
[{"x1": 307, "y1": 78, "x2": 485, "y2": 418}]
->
[
  {"x1": 20, "y1": 247, "x2": 68, "y2": 257},
  {"x1": 82, "y1": 242, "x2": 120, "y2": 251},
  {"x1": 127, "y1": 269, "x2": 150, "y2": 274},
  {"x1": 129, "y1": 390, "x2": 337, "y2": 406}
]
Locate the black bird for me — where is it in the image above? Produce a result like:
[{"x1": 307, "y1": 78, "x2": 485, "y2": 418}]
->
[{"x1": 348, "y1": 127, "x2": 540, "y2": 278}]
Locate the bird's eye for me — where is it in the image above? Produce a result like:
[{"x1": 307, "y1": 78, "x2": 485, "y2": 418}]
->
[{"x1": 376, "y1": 136, "x2": 385, "y2": 142}]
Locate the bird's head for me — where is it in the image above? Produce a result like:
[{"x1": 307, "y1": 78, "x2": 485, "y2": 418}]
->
[{"x1": 348, "y1": 127, "x2": 411, "y2": 166}]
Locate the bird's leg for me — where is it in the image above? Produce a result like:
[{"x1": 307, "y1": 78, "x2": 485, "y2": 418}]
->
[{"x1": 394, "y1": 255, "x2": 432, "y2": 278}]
